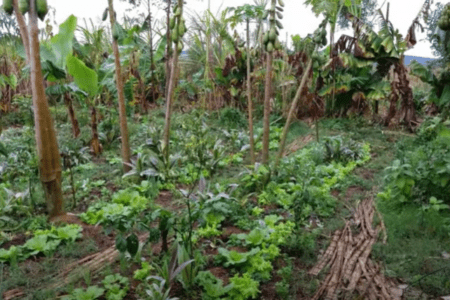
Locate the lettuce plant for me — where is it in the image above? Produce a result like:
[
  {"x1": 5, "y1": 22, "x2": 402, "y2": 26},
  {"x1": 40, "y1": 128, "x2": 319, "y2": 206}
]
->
[
  {"x1": 216, "y1": 247, "x2": 260, "y2": 268},
  {"x1": 102, "y1": 274, "x2": 129, "y2": 300},
  {"x1": 61, "y1": 286, "x2": 104, "y2": 300},
  {"x1": 133, "y1": 261, "x2": 153, "y2": 281},
  {"x1": 195, "y1": 271, "x2": 232, "y2": 299},
  {"x1": 227, "y1": 273, "x2": 260, "y2": 300}
]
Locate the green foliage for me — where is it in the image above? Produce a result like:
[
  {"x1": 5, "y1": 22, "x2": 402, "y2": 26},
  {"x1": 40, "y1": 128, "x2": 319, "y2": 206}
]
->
[
  {"x1": 133, "y1": 261, "x2": 153, "y2": 281},
  {"x1": 219, "y1": 107, "x2": 247, "y2": 128},
  {"x1": 67, "y1": 54, "x2": 99, "y2": 96},
  {"x1": 0, "y1": 245, "x2": 21, "y2": 266},
  {"x1": 216, "y1": 247, "x2": 260, "y2": 268},
  {"x1": 24, "y1": 235, "x2": 61, "y2": 256},
  {"x1": 34, "y1": 224, "x2": 83, "y2": 243},
  {"x1": 144, "y1": 277, "x2": 178, "y2": 300},
  {"x1": 379, "y1": 121, "x2": 450, "y2": 206},
  {"x1": 373, "y1": 204, "x2": 450, "y2": 296},
  {"x1": 244, "y1": 253, "x2": 273, "y2": 281},
  {"x1": 51, "y1": 15, "x2": 77, "y2": 69},
  {"x1": 227, "y1": 273, "x2": 260, "y2": 300},
  {"x1": 80, "y1": 188, "x2": 152, "y2": 226},
  {"x1": 102, "y1": 274, "x2": 130, "y2": 300},
  {"x1": 195, "y1": 271, "x2": 232, "y2": 299},
  {"x1": 197, "y1": 212, "x2": 224, "y2": 238},
  {"x1": 0, "y1": 225, "x2": 82, "y2": 264},
  {"x1": 61, "y1": 286, "x2": 105, "y2": 300},
  {"x1": 323, "y1": 136, "x2": 365, "y2": 164},
  {"x1": 274, "y1": 262, "x2": 294, "y2": 299},
  {"x1": 243, "y1": 228, "x2": 267, "y2": 246},
  {"x1": 239, "y1": 163, "x2": 271, "y2": 193},
  {"x1": 409, "y1": 60, "x2": 450, "y2": 111}
]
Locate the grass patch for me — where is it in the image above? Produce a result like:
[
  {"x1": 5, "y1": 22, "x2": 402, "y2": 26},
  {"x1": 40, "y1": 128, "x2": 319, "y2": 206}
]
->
[{"x1": 373, "y1": 203, "x2": 450, "y2": 296}]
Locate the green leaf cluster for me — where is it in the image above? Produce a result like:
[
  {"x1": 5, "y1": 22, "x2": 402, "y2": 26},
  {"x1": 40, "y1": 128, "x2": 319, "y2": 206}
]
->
[{"x1": 0, "y1": 225, "x2": 82, "y2": 264}]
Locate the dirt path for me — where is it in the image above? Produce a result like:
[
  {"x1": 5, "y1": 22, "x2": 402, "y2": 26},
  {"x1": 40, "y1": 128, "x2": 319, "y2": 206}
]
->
[{"x1": 308, "y1": 195, "x2": 404, "y2": 300}]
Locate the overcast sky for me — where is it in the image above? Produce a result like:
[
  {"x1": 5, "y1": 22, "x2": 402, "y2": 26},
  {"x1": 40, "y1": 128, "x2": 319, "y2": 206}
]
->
[{"x1": 45, "y1": 0, "x2": 437, "y2": 58}]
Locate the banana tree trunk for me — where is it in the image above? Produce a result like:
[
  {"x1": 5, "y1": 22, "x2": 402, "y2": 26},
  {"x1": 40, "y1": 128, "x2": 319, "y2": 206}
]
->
[
  {"x1": 28, "y1": 0, "x2": 64, "y2": 217},
  {"x1": 64, "y1": 93, "x2": 80, "y2": 138},
  {"x1": 246, "y1": 19, "x2": 255, "y2": 165},
  {"x1": 108, "y1": 0, "x2": 131, "y2": 173}
]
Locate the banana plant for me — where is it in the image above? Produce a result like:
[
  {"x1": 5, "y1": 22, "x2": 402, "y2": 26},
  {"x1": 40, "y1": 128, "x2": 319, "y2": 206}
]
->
[
  {"x1": 0, "y1": 73, "x2": 17, "y2": 112},
  {"x1": 410, "y1": 4, "x2": 450, "y2": 112},
  {"x1": 410, "y1": 60, "x2": 450, "y2": 111}
]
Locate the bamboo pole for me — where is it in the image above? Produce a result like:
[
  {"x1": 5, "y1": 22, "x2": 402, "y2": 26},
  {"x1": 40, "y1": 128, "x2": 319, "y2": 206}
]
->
[{"x1": 275, "y1": 58, "x2": 313, "y2": 168}]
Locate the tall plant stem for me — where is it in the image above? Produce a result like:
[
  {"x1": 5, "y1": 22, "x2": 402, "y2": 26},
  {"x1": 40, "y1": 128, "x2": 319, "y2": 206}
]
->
[
  {"x1": 148, "y1": 0, "x2": 156, "y2": 106},
  {"x1": 164, "y1": 0, "x2": 172, "y2": 98},
  {"x1": 108, "y1": 0, "x2": 131, "y2": 173},
  {"x1": 246, "y1": 19, "x2": 255, "y2": 165},
  {"x1": 163, "y1": 0, "x2": 184, "y2": 162},
  {"x1": 13, "y1": 0, "x2": 30, "y2": 63},
  {"x1": 163, "y1": 30, "x2": 180, "y2": 161},
  {"x1": 28, "y1": 0, "x2": 64, "y2": 217},
  {"x1": 261, "y1": 0, "x2": 276, "y2": 165},
  {"x1": 275, "y1": 58, "x2": 313, "y2": 169},
  {"x1": 204, "y1": 0, "x2": 212, "y2": 110}
]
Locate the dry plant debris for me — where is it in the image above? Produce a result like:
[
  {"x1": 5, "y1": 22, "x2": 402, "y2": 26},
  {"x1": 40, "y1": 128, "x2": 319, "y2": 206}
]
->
[{"x1": 309, "y1": 198, "x2": 401, "y2": 300}]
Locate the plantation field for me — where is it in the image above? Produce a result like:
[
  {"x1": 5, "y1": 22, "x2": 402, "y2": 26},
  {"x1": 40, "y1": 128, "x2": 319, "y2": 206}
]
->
[
  {"x1": 1, "y1": 0, "x2": 450, "y2": 298},
  {"x1": 2, "y1": 108, "x2": 450, "y2": 299}
]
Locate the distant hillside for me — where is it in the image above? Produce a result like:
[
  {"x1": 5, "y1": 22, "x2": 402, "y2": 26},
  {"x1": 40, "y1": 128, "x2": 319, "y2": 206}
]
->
[{"x1": 404, "y1": 55, "x2": 436, "y2": 66}]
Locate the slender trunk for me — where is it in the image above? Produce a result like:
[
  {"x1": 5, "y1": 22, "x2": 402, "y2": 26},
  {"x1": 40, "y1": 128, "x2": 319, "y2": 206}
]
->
[
  {"x1": 64, "y1": 93, "x2": 80, "y2": 138},
  {"x1": 28, "y1": 0, "x2": 64, "y2": 217},
  {"x1": 148, "y1": 0, "x2": 156, "y2": 105},
  {"x1": 108, "y1": 0, "x2": 131, "y2": 173},
  {"x1": 261, "y1": 51, "x2": 273, "y2": 164},
  {"x1": 90, "y1": 106, "x2": 102, "y2": 156},
  {"x1": 275, "y1": 58, "x2": 313, "y2": 168},
  {"x1": 163, "y1": 51, "x2": 179, "y2": 161},
  {"x1": 262, "y1": 1, "x2": 276, "y2": 164},
  {"x1": 164, "y1": 0, "x2": 172, "y2": 98},
  {"x1": 246, "y1": 19, "x2": 255, "y2": 165},
  {"x1": 13, "y1": 0, "x2": 30, "y2": 63},
  {"x1": 315, "y1": 118, "x2": 319, "y2": 142},
  {"x1": 204, "y1": 0, "x2": 211, "y2": 110},
  {"x1": 330, "y1": 27, "x2": 336, "y2": 113}
]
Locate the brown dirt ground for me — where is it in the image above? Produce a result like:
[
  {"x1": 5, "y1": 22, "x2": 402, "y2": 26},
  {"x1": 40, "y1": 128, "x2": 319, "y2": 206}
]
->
[
  {"x1": 209, "y1": 266, "x2": 230, "y2": 285},
  {"x1": 344, "y1": 185, "x2": 366, "y2": 200},
  {"x1": 1, "y1": 233, "x2": 28, "y2": 249},
  {"x1": 154, "y1": 190, "x2": 184, "y2": 211}
]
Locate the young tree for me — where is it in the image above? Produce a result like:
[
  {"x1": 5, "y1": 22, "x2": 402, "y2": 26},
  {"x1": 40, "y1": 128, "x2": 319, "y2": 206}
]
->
[
  {"x1": 27, "y1": 0, "x2": 64, "y2": 217},
  {"x1": 261, "y1": 0, "x2": 283, "y2": 164},
  {"x1": 107, "y1": 0, "x2": 132, "y2": 173},
  {"x1": 162, "y1": 0, "x2": 187, "y2": 161},
  {"x1": 229, "y1": 4, "x2": 265, "y2": 165},
  {"x1": 164, "y1": 0, "x2": 173, "y2": 97}
]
